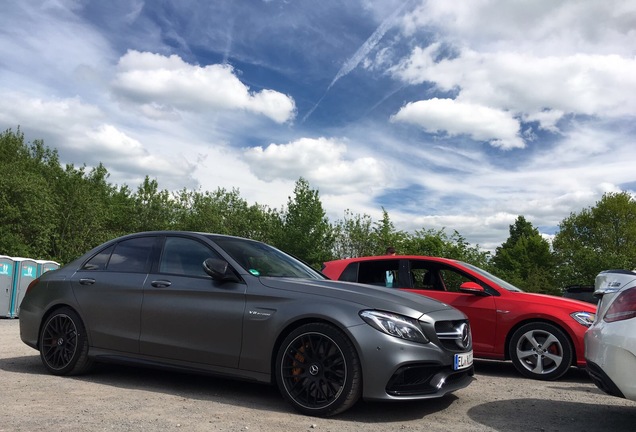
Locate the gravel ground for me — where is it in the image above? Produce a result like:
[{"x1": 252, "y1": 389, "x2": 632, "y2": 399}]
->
[{"x1": 1, "y1": 318, "x2": 634, "y2": 432}]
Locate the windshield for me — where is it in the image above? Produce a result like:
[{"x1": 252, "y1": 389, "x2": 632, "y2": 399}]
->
[
  {"x1": 210, "y1": 236, "x2": 325, "y2": 280},
  {"x1": 460, "y1": 261, "x2": 524, "y2": 292}
]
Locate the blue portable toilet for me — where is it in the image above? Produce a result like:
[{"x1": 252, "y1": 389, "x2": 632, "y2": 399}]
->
[
  {"x1": 0, "y1": 256, "x2": 14, "y2": 318},
  {"x1": 11, "y1": 258, "x2": 38, "y2": 318},
  {"x1": 37, "y1": 259, "x2": 60, "y2": 276}
]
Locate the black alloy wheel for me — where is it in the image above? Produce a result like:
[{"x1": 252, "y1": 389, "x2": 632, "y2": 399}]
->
[
  {"x1": 39, "y1": 307, "x2": 92, "y2": 375},
  {"x1": 275, "y1": 323, "x2": 361, "y2": 417}
]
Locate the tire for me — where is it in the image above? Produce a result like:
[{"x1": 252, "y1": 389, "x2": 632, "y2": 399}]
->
[
  {"x1": 509, "y1": 322, "x2": 572, "y2": 381},
  {"x1": 275, "y1": 323, "x2": 362, "y2": 417},
  {"x1": 39, "y1": 307, "x2": 93, "y2": 376}
]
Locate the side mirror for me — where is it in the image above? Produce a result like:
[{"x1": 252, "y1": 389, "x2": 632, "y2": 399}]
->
[
  {"x1": 203, "y1": 258, "x2": 240, "y2": 283},
  {"x1": 459, "y1": 281, "x2": 487, "y2": 295}
]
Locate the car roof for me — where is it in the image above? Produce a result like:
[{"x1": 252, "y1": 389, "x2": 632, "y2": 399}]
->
[{"x1": 325, "y1": 255, "x2": 460, "y2": 264}]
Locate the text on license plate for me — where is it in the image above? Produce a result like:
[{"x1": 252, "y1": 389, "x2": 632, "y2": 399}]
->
[{"x1": 454, "y1": 351, "x2": 473, "y2": 370}]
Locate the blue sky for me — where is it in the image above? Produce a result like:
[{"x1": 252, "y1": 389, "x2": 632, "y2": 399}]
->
[{"x1": 2, "y1": 0, "x2": 635, "y2": 251}]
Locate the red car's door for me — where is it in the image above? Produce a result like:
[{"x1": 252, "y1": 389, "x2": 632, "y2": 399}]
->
[
  {"x1": 402, "y1": 261, "x2": 499, "y2": 356},
  {"x1": 402, "y1": 288, "x2": 497, "y2": 355}
]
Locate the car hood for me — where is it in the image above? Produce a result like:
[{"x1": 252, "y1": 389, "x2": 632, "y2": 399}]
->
[
  {"x1": 510, "y1": 291, "x2": 597, "y2": 311},
  {"x1": 258, "y1": 277, "x2": 463, "y2": 320}
]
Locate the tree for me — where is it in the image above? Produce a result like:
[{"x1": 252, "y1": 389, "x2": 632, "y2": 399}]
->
[
  {"x1": 553, "y1": 192, "x2": 636, "y2": 287},
  {"x1": 275, "y1": 178, "x2": 334, "y2": 268},
  {"x1": 172, "y1": 187, "x2": 281, "y2": 242},
  {"x1": 491, "y1": 216, "x2": 555, "y2": 293},
  {"x1": 370, "y1": 208, "x2": 407, "y2": 255},
  {"x1": 0, "y1": 129, "x2": 59, "y2": 259},
  {"x1": 132, "y1": 176, "x2": 176, "y2": 231},
  {"x1": 50, "y1": 163, "x2": 117, "y2": 263},
  {"x1": 332, "y1": 209, "x2": 375, "y2": 258},
  {"x1": 402, "y1": 228, "x2": 491, "y2": 268}
]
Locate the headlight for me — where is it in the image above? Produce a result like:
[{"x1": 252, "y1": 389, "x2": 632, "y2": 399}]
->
[
  {"x1": 571, "y1": 311, "x2": 595, "y2": 327},
  {"x1": 360, "y1": 310, "x2": 429, "y2": 344}
]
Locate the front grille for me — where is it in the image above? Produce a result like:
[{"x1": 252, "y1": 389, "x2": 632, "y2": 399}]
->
[
  {"x1": 434, "y1": 319, "x2": 472, "y2": 352},
  {"x1": 386, "y1": 364, "x2": 474, "y2": 396}
]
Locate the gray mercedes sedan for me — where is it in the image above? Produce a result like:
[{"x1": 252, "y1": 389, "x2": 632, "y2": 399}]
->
[{"x1": 19, "y1": 231, "x2": 473, "y2": 416}]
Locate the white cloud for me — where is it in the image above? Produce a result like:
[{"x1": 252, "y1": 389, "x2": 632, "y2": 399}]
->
[
  {"x1": 85, "y1": 125, "x2": 193, "y2": 176},
  {"x1": 389, "y1": 2, "x2": 636, "y2": 152},
  {"x1": 243, "y1": 137, "x2": 387, "y2": 195},
  {"x1": 112, "y1": 50, "x2": 296, "y2": 123},
  {"x1": 392, "y1": 46, "x2": 636, "y2": 122},
  {"x1": 401, "y1": 1, "x2": 636, "y2": 56},
  {"x1": 0, "y1": 91, "x2": 195, "y2": 190},
  {"x1": 391, "y1": 98, "x2": 524, "y2": 149},
  {"x1": 2, "y1": 0, "x2": 636, "y2": 254},
  {"x1": 0, "y1": 92, "x2": 102, "y2": 135},
  {"x1": 523, "y1": 110, "x2": 564, "y2": 132}
]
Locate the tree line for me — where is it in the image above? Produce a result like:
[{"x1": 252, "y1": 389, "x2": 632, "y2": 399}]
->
[{"x1": 3, "y1": 128, "x2": 636, "y2": 295}]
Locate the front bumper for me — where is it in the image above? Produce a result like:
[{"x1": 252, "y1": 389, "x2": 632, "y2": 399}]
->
[{"x1": 347, "y1": 323, "x2": 474, "y2": 401}]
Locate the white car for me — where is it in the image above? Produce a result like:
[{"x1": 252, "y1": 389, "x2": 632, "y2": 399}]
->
[{"x1": 584, "y1": 269, "x2": 636, "y2": 401}]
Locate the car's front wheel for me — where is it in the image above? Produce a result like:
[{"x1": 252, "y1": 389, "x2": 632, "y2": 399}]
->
[
  {"x1": 39, "y1": 307, "x2": 93, "y2": 375},
  {"x1": 275, "y1": 323, "x2": 361, "y2": 417},
  {"x1": 509, "y1": 322, "x2": 573, "y2": 381}
]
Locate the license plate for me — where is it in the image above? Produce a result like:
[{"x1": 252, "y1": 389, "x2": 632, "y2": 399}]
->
[{"x1": 454, "y1": 351, "x2": 473, "y2": 370}]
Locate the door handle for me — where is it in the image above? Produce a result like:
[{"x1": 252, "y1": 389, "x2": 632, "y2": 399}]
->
[
  {"x1": 79, "y1": 278, "x2": 96, "y2": 285},
  {"x1": 151, "y1": 280, "x2": 172, "y2": 288}
]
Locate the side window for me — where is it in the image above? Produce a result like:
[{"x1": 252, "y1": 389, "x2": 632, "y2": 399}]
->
[
  {"x1": 338, "y1": 263, "x2": 359, "y2": 282},
  {"x1": 358, "y1": 260, "x2": 400, "y2": 287},
  {"x1": 107, "y1": 237, "x2": 156, "y2": 273},
  {"x1": 409, "y1": 260, "x2": 438, "y2": 290},
  {"x1": 411, "y1": 268, "x2": 431, "y2": 289},
  {"x1": 160, "y1": 237, "x2": 220, "y2": 277},
  {"x1": 439, "y1": 267, "x2": 475, "y2": 292},
  {"x1": 82, "y1": 245, "x2": 115, "y2": 270}
]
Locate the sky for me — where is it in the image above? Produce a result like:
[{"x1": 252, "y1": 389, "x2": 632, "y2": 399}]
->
[{"x1": 1, "y1": 0, "x2": 635, "y2": 252}]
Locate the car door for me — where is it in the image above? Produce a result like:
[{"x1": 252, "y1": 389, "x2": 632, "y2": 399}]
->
[
  {"x1": 139, "y1": 235, "x2": 247, "y2": 368},
  {"x1": 401, "y1": 259, "x2": 498, "y2": 354},
  {"x1": 71, "y1": 235, "x2": 158, "y2": 353}
]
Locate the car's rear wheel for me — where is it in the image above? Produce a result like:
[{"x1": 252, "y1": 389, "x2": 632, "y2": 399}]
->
[
  {"x1": 509, "y1": 322, "x2": 572, "y2": 381},
  {"x1": 39, "y1": 307, "x2": 92, "y2": 375},
  {"x1": 275, "y1": 323, "x2": 361, "y2": 417}
]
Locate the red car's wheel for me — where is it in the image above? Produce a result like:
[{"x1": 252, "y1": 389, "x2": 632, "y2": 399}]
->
[{"x1": 509, "y1": 322, "x2": 572, "y2": 381}]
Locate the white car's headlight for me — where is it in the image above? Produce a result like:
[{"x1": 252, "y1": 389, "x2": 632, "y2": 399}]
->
[
  {"x1": 571, "y1": 311, "x2": 595, "y2": 327},
  {"x1": 360, "y1": 310, "x2": 429, "y2": 344}
]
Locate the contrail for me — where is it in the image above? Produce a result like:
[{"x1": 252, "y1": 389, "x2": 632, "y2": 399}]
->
[
  {"x1": 302, "y1": 2, "x2": 412, "y2": 123},
  {"x1": 222, "y1": 19, "x2": 234, "y2": 64}
]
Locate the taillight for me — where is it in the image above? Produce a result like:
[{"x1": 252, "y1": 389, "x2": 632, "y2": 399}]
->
[{"x1": 603, "y1": 286, "x2": 636, "y2": 323}]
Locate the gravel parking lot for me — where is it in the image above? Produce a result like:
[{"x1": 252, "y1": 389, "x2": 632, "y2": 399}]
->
[{"x1": 1, "y1": 318, "x2": 634, "y2": 432}]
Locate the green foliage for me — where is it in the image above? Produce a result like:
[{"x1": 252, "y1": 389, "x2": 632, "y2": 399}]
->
[
  {"x1": 491, "y1": 216, "x2": 556, "y2": 294},
  {"x1": 50, "y1": 164, "x2": 113, "y2": 263},
  {"x1": 0, "y1": 129, "x2": 58, "y2": 258},
  {"x1": 402, "y1": 228, "x2": 491, "y2": 268},
  {"x1": 133, "y1": 176, "x2": 176, "y2": 231},
  {"x1": 332, "y1": 209, "x2": 375, "y2": 258},
  {"x1": 4, "y1": 126, "x2": 636, "y2": 289},
  {"x1": 552, "y1": 192, "x2": 636, "y2": 287},
  {"x1": 171, "y1": 187, "x2": 282, "y2": 243},
  {"x1": 331, "y1": 208, "x2": 490, "y2": 269},
  {"x1": 0, "y1": 128, "x2": 287, "y2": 263},
  {"x1": 275, "y1": 178, "x2": 335, "y2": 268},
  {"x1": 370, "y1": 208, "x2": 408, "y2": 255}
]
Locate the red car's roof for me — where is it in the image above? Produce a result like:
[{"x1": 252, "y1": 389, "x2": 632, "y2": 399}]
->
[{"x1": 325, "y1": 255, "x2": 460, "y2": 263}]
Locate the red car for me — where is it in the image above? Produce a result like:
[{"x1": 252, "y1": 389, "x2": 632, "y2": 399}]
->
[{"x1": 322, "y1": 255, "x2": 597, "y2": 381}]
